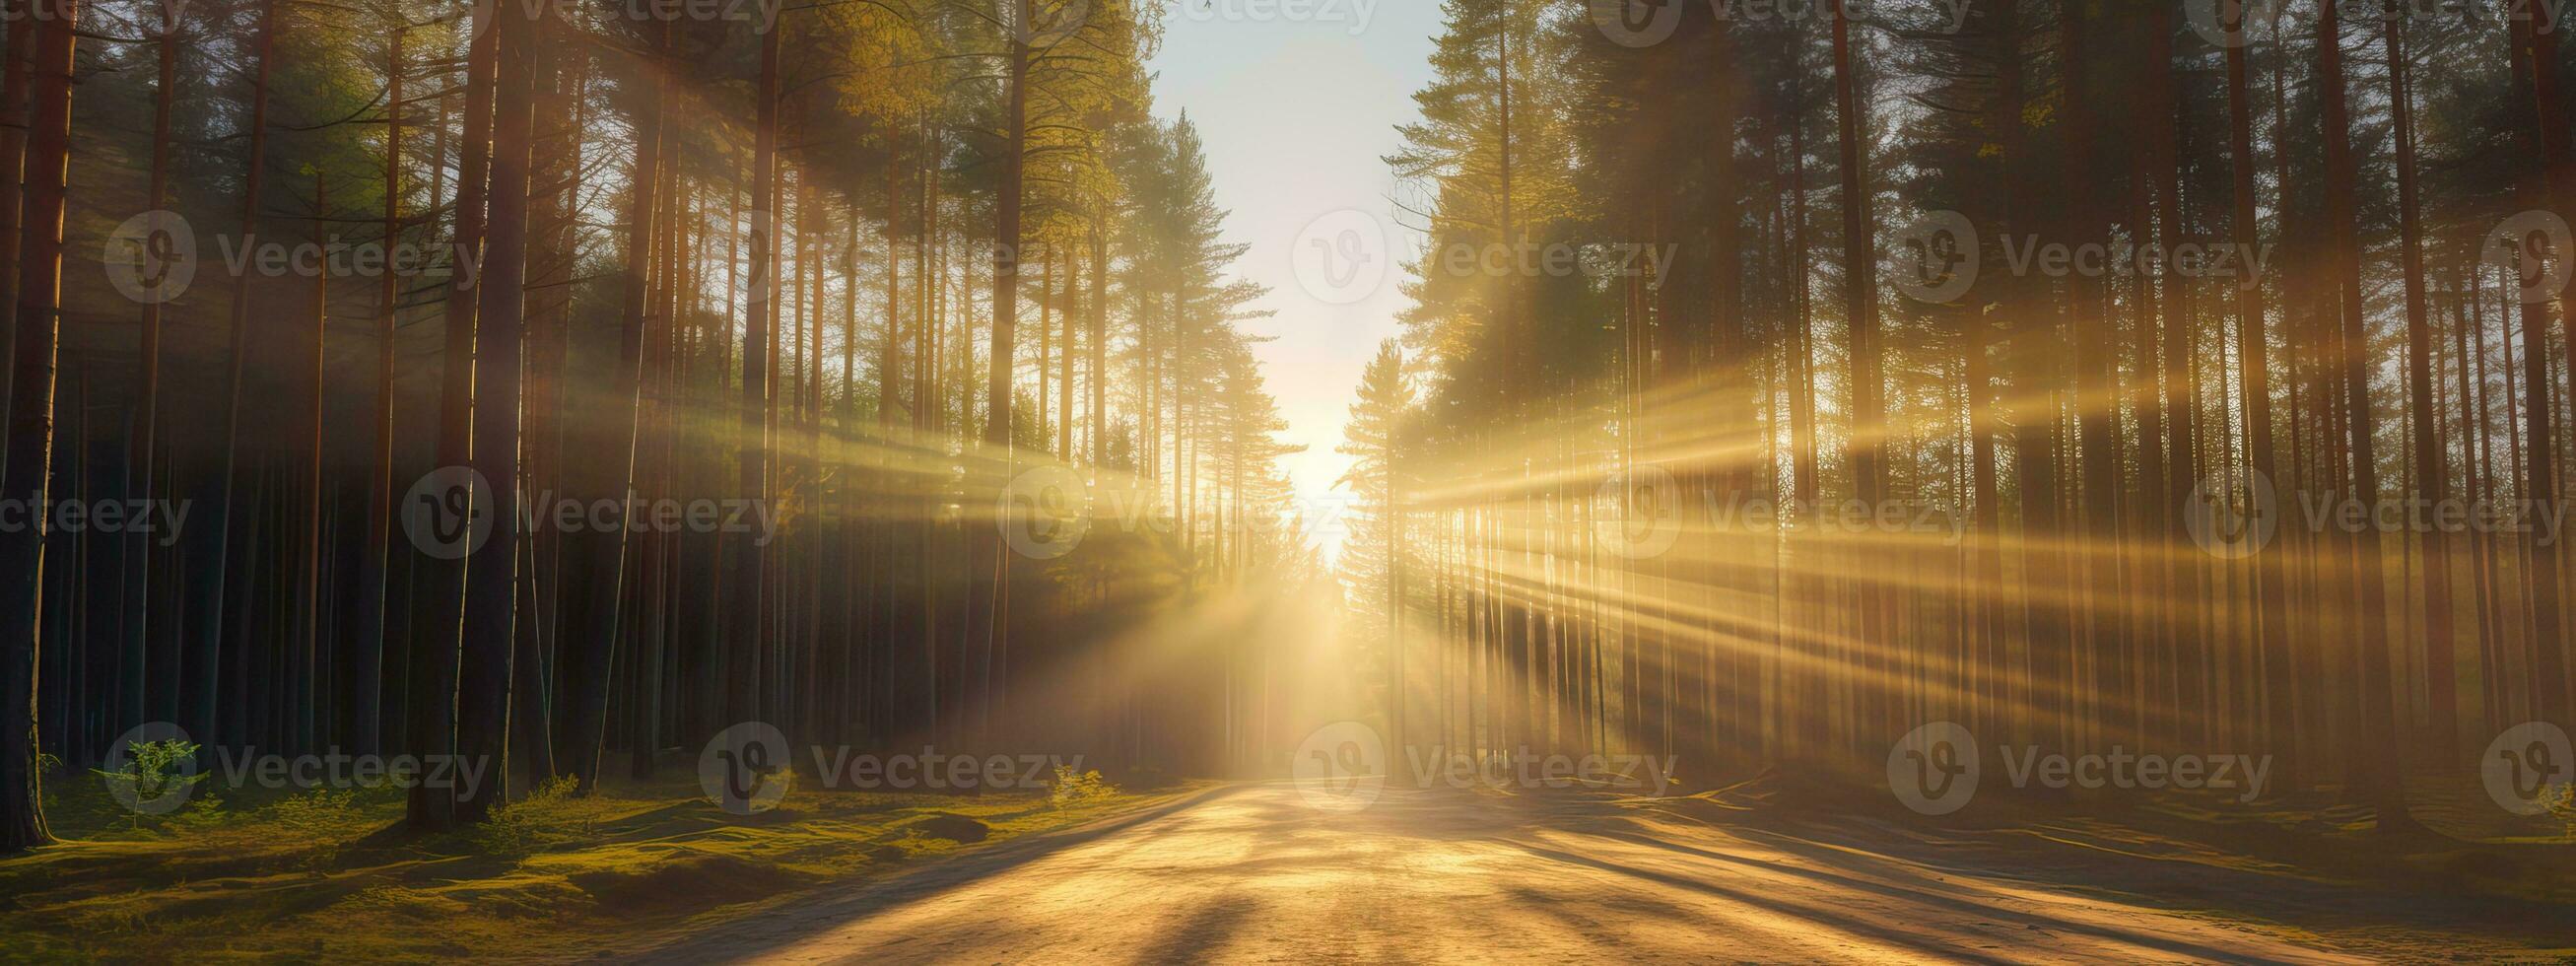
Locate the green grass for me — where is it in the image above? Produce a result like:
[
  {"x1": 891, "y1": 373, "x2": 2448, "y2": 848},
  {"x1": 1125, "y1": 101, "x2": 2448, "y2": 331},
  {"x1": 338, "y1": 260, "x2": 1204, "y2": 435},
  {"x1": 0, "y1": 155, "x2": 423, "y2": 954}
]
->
[{"x1": 0, "y1": 766, "x2": 1191, "y2": 963}]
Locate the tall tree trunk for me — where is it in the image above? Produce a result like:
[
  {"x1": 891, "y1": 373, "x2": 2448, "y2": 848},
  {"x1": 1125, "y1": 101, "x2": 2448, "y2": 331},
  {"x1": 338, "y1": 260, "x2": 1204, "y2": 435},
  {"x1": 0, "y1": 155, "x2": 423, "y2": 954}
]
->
[
  {"x1": 2383, "y1": 6, "x2": 2453, "y2": 759},
  {"x1": 1088, "y1": 218, "x2": 1107, "y2": 465},
  {"x1": 2316, "y1": 0, "x2": 2410, "y2": 828},
  {"x1": 879, "y1": 137, "x2": 903, "y2": 429},
  {"x1": 989, "y1": 2, "x2": 1028, "y2": 448},
  {"x1": 727, "y1": 22, "x2": 782, "y2": 726},
  {"x1": 2222, "y1": 0, "x2": 2290, "y2": 754},
  {"x1": 127, "y1": 0, "x2": 178, "y2": 731},
  {"x1": 2143, "y1": 0, "x2": 2194, "y2": 746},
  {"x1": 455, "y1": 0, "x2": 544, "y2": 823},
  {"x1": 973, "y1": 0, "x2": 1035, "y2": 752},
  {"x1": 2060, "y1": 3, "x2": 2124, "y2": 752},
  {"x1": 1830, "y1": 0, "x2": 1885, "y2": 754},
  {"x1": 346, "y1": 25, "x2": 401, "y2": 758},
  {"x1": 558, "y1": 24, "x2": 666, "y2": 792},
  {"x1": 1058, "y1": 254, "x2": 1075, "y2": 459},
  {"x1": 2516, "y1": 0, "x2": 2570, "y2": 724},
  {"x1": 0, "y1": 0, "x2": 78, "y2": 853},
  {"x1": 0, "y1": 0, "x2": 35, "y2": 412},
  {"x1": 198, "y1": 0, "x2": 279, "y2": 761},
  {"x1": 295, "y1": 172, "x2": 328, "y2": 755},
  {"x1": 410, "y1": 1, "x2": 496, "y2": 830}
]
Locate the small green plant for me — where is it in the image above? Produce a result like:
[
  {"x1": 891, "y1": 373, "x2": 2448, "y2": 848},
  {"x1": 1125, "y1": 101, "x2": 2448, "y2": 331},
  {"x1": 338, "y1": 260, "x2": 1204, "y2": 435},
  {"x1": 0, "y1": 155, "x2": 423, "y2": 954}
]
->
[
  {"x1": 2545, "y1": 783, "x2": 2576, "y2": 839},
  {"x1": 92, "y1": 737, "x2": 207, "y2": 824},
  {"x1": 475, "y1": 775, "x2": 598, "y2": 858},
  {"x1": 1050, "y1": 766, "x2": 1119, "y2": 809}
]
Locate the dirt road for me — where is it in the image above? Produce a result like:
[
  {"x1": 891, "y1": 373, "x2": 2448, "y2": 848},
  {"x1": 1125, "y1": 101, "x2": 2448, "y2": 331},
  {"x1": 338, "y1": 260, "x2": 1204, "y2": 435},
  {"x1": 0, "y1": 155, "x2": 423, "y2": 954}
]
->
[{"x1": 633, "y1": 781, "x2": 2560, "y2": 963}]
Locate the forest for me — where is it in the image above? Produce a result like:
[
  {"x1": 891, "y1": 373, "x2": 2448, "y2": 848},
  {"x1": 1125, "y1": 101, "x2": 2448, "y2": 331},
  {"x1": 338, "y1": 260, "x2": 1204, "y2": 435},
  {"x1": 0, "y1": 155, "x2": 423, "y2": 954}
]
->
[
  {"x1": 0, "y1": 0, "x2": 2571, "y2": 959},
  {"x1": 1334, "y1": 0, "x2": 2576, "y2": 823},
  {"x1": 0, "y1": 0, "x2": 1324, "y2": 850}
]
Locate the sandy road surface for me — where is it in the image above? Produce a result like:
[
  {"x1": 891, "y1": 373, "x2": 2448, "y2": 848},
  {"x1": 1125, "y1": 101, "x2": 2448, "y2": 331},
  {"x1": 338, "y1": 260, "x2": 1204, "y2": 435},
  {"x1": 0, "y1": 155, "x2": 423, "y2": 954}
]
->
[{"x1": 631, "y1": 782, "x2": 2527, "y2": 964}]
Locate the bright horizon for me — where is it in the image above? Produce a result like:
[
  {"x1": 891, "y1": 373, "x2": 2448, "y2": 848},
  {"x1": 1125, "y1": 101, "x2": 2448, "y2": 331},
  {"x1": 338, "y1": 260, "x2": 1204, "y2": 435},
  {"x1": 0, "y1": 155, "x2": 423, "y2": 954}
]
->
[{"x1": 1144, "y1": 4, "x2": 1441, "y2": 561}]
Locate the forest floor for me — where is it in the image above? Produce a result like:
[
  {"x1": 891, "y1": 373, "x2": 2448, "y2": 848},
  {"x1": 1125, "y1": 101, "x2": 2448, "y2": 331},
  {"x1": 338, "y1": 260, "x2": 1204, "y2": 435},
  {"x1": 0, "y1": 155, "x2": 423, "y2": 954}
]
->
[
  {"x1": 0, "y1": 761, "x2": 1198, "y2": 962},
  {"x1": 641, "y1": 776, "x2": 2576, "y2": 964},
  {"x1": 6, "y1": 765, "x2": 2571, "y2": 963}
]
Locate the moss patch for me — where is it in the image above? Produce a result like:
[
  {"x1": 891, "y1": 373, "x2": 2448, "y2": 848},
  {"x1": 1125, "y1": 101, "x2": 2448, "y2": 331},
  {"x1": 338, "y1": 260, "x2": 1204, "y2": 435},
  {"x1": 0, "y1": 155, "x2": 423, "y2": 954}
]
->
[{"x1": 0, "y1": 769, "x2": 1191, "y2": 963}]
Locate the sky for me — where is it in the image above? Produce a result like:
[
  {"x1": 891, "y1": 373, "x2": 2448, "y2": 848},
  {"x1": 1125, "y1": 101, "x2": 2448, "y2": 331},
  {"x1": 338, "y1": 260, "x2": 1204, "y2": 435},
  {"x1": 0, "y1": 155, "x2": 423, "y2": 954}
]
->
[{"x1": 1141, "y1": 1, "x2": 1444, "y2": 560}]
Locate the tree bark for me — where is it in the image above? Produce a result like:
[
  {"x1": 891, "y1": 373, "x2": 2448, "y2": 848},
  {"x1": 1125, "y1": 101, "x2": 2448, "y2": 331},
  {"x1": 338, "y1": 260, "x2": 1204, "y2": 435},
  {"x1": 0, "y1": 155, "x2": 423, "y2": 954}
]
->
[
  {"x1": 455, "y1": 0, "x2": 544, "y2": 823},
  {"x1": 727, "y1": 22, "x2": 782, "y2": 726},
  {"x1": 409, "y1": 2, "x2": 496, "y2": 830},
  {"x1": 558, "y1": 23, "x2": 665, "y2": 791},
  {"x1": 347, "y1": 25, "x2": 402, "y2": 758},
  {"x1": 2317, "y1": 0, "x2": 2411, "y2": 828},
  {"x1": 0, "y1": 0, "x2": 78, "y2": 853},
  {"x1": 197, "y1": 0, "x2": 279, "y2": 762},
  {"x1": 127, "y1": 0, "x2": 177, "y2": 732}
]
